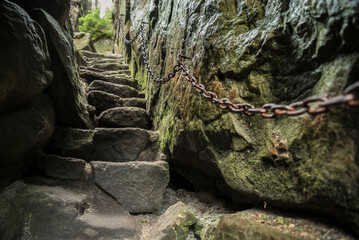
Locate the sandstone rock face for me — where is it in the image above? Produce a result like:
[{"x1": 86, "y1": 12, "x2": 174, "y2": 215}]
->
[
  {"x1": 31, "y1": 9, "x2": 93, "y2": 129},
  {"x1": 0, "y1": 0, "x2": 53, "y2": 113},
  {"x1": 116, "y1": 0, "x2": 359, "y2": 234},
  {"x1": 0, "y1": 95, "x2": 55, "y2": 189},
  {"x1": 70, "y1": 0, "x2": 91, "y2": 31},
  {"x1": 92, "y1": 161, "x2": 169, "y2": 213},
  {"x1": 74, "y1": 32, "x2": 96, "y2": 52}
]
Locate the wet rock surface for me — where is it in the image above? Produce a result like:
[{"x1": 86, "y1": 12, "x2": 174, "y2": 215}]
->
[{"x1": 116, "y1": 0, "x2": 359, "y2": 235}]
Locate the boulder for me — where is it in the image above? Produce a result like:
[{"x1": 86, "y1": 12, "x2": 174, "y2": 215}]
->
[
  {"x1": 50, "y1": 127, "x2": 160, "y2": 162},
  {"x1": 9, "y1": 0, "x2": 70, "y2": 26},
  {"x1": 0, "y1": 94, "x2": 55, "y2": 189},
  {"x1": 0, "y1": 0, "x2": 52, "y2": 113},
  {"x1": 201, "y1": 214, "x2": 300, "y2": 240},
  {"x1": 89, "y1": 80, "x2": 139, "y2": 98},
  {"x1": 98, "y1": 107, "x2": 149, "y2": 129},
  {"x1": 92, "y1": 161, "x2": 169, "y2": 213},
  {"x1": 30, "y1": 9, "x2": 93, "y2": 129},
  {"x1": 74, "y1": 32, "x2": 96, "y2": 52},
  {"x1": 94, "y1": 38, "x2": 114, "y2": 54},
  {"x1": 147, "y1": 201, "x2": 197, "y2": 240}
]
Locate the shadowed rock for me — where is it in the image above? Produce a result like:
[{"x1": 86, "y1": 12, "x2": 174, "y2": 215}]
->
[
  {"x1": 50, "y1": 127, "x2": 160, "y2": 163},
  {"x1": 98, "y1": 107, "x2": 149, "y2": 129},
  {"x1": 0, "y1": 0, "x2": 52, "y2": 113},
  {"x1": 89, "y1": 80, "x2": 139, "y2": 98}
]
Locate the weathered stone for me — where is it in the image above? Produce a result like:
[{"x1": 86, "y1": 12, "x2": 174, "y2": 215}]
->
[
  {"x1": 87, "y1": 90, "x2": 122, "y2": 114},
  {"x1": 98, "y1": 107, "x2": 149, "y2": 129},
  {"x1": 92, "y1": 161, "x2": 169, "y2": 213},
  {"x1": 36, "y1": 154, "x2": 86, "y2": 180},
  {"x1": 0, "y1": 181, "x2": 140, "y2": 239},
  {"x1": 147, "y1": 201, "x2": 197, "y2": 240},
  {"x1": 90, "y1": 62, "x2": 123, "y2": 71},
  {"x1": 94, "y1": 38, "x2": 114, "y2": 54},
  {"x1": 31, "y1": 9, "x2": 93, "y2": 129},
  {"x1": 74, "y1": 32, "x2": 96, "y2": 52},
  {"x1": 89, "y1": 80, "x2": 139, "y2": 98},
  {"x1": 10, "y1": 0, "x2": 70, "y2": 26},
  {"x1": 202, "y1": 214, "x2": 300, "y2": 240},
  {"x1": 123, "y1": 98, "x2": 147, "y2": 109},
  {"x1": 87, "y1": 91, "x2": 146, "y2": 114},
  {"x1": 80, "y1": 69, "x2": 137, "y2": 87},
  {"x1": 0, "y1": 0, "x2": 52, "y2": 113},
  {"x1": 0, "y1": 94, "x2": 55, "y2": 189},
  {"x1": 50, "y1": 127, "x2": 160, "y2": 162},
  {"x1": 117, "y1": 0, "x2": 359, "y2": 234},
  {"x1": 80, "y1": 50, "x2": 123, "y2": 60}
]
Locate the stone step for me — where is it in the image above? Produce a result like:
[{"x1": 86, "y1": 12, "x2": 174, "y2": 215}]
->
[
  {"x1": 80, "y1": 50, "x2": 123, "y2": 60},
  {"x1": 49, "y1": 127, "x2": 162, "y2": 163},
  {"x1": 80, "y1": 69, "x2": 137, "y2": 88},
  {"x1": 89, "y1": 80, "x2": 139, "y2": 98},
  {"x1": 98, "y1": 107, "x2": 149, "y2": 129},
  {"x1": 87, "y1": 90, "x2": 146, "y2": 114},
  {"x1": 90, "y1": 62, "x2": 129, "y2": 71},
  {"x1": 92, "y1": 161, "x2": 169, "y2": 213},
  {"x1": 35, "y1": 154, "x2": 87, "y2": 180},
  {"x1": 87, "y1": 58, "x2": 123, "y2": 65}
]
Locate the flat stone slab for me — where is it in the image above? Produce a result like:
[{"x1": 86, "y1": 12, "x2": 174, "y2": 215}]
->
[
  {"x1": 80, "y1": 70, "x2": 137, "y2": 88},
  {"x1": 98, "y1": 107, "x2": 149, "y2": 129},
  {"x1": 51, "y1": 127, "x2": 160, "y2": 163},
  {"x1": 36, "y1": 154, "x2": 86, "y2": 180},
  {"x1": 0, "y1": 181, "x2": 140, "y2": 239},
  {"x1": 89, "y1": 80, "x2": 139, "y2": 98},
  {"x1": 92, "y1": 161, "x2": 169, "y2": 213}
]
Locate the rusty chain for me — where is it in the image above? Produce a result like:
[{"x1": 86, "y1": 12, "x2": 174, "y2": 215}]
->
[{"x1": 118, "y1": 18, "x2": 359, "y2": 118}]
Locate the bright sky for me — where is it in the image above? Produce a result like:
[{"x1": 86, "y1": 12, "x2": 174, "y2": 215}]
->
[{"x1": 98, "y1": 0, "x2": 112, "y2": 18}]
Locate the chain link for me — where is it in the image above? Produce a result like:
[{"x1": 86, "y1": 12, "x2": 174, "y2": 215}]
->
[{"x1": 118, "y1": 17, "x2": 359, "y2": 118}]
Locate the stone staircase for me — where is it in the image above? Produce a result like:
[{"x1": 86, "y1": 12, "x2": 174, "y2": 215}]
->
[{"x1": 31, "y1": 50, "x2": 169, "y2": 239}]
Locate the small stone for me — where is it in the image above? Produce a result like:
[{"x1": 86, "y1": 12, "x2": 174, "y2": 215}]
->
[
  {"x1": 288, "y1": 224, "x2": 295, "y2": 228},
  {"x1": 300, "y1": 232, "x2": 309, "y2": 238},
  {"x1": 83, "y1": 228, "x2": 99, "y2": 239}
]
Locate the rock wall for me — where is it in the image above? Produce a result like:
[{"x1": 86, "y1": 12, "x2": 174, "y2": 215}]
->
[
  {"x1": 69, "y1": 0, "x2": 91, "y2": 31},
  {"x1": 115, "y1": 0, "x2": 359, "y2": 234},
  {"x1": 0, "y1": 0, "x2": 92, "y2": 188}
]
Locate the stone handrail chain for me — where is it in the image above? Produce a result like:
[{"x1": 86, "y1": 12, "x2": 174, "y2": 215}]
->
[{"x1": 118, "y1": 18, "x2": 359, "y2": 118}]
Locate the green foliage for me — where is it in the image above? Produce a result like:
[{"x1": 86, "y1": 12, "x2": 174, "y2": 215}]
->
[{"x1": 78, "y1": 9, "x2": 113, "y2": 41}]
